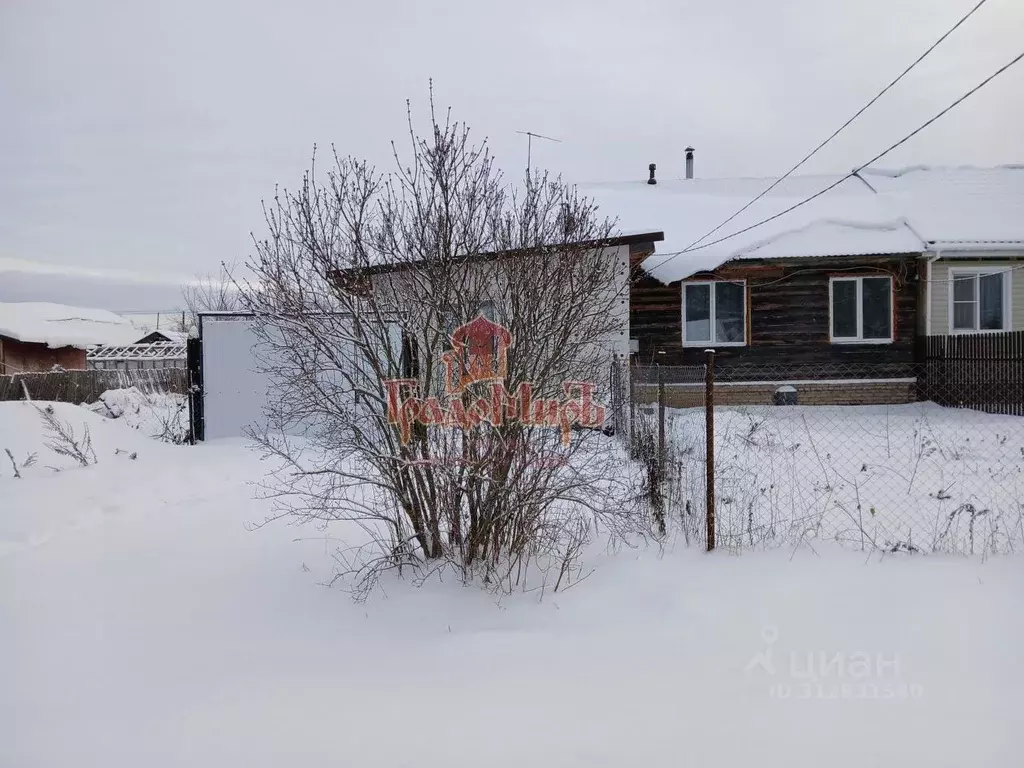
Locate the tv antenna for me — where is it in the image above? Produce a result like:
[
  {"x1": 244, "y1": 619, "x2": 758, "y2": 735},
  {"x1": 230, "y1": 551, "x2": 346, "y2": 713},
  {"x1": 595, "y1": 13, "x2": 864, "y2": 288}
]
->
[{"x1": 516, "y1": 130, "x2": 562, "y2": 174}]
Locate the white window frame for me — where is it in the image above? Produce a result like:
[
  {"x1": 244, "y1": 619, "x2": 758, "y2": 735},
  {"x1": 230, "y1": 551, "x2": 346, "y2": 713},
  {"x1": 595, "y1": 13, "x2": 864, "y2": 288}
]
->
[
  {"x1": 947, "y1": 268, "x2": 1012, "y2": 334},
  {"x1": 681, "y1": 280, "x2": 747, "y2": 347},
  {"x1": 828, "y1": 275, "x2": 894, "y2": 345}
]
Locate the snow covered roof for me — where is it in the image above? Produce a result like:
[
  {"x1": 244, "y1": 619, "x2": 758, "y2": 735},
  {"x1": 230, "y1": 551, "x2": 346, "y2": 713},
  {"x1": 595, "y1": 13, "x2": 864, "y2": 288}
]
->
[
  {"x1": 587, "y1": 164, "x2": 1024, "y2": 282},
  {"x1": 860, "y1": 165, "x2": 1024, "y2": 248},
  {"x1": 0, "y1": 302, "x2": 139, "y2": 348},
  {"x1": 733, "y1": 218, "x2": 923, "y2": 261}
]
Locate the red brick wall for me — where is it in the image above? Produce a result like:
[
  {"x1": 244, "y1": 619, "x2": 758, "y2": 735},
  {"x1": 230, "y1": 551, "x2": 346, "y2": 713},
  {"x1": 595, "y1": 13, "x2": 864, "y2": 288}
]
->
[{"x1": 0, "y1": 336, "x2": 87, "y2": 374}]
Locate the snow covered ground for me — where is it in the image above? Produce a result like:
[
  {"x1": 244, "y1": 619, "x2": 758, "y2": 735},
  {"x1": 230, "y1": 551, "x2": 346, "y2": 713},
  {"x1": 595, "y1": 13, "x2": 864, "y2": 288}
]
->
[
  {"x1": 85, "y1": 387, "x2": 189, "y2": 443},
  {"x1": 1, "y1": 400, "x2": 1023, "y2": 767}
]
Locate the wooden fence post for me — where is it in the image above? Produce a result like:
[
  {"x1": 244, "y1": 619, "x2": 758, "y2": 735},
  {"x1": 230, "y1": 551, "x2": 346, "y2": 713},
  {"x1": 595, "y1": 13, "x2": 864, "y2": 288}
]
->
[{"x1": 705, "y1": 349, "x2": 716, "y2": 552}]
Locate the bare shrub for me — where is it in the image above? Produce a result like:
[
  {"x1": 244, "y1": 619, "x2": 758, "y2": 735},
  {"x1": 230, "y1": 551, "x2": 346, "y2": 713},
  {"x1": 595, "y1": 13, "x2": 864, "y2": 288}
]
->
[
  {"x1": 4, "y1": 448, "x2": 21, "y2": 479},
  {"x1": 153, "y1": 398, "x2": 188, "y2": 444},
  {"x1": 242, "y1": 92, "x2": 648, "y2": 598},
  {"x1": 91, "y1": 389, "x2": 188, "y2": 444},
  {"x1": 630, "y1": 404, "x2": 666, "y2": 535},
  {"x1": 35, "y1": 404, "x2": 97, "y2": 467}
]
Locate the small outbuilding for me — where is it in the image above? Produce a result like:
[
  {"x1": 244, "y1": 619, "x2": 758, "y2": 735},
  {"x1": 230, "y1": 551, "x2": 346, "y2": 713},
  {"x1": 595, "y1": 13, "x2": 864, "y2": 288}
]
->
[{"x1": 0, "y1": 302, "x2": 137, "y2": 374}]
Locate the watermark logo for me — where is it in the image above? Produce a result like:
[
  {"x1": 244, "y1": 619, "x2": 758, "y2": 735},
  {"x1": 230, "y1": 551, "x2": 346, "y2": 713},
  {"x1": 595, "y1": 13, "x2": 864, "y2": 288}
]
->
[
  {"x1": 745, "y1": 626, "x2": 924, "y2": 701},
  {"x1": 384, "y1": 314, "x2": 606, "y2": 445},
  {"x1": 441, "y1": 312, "x2": 511, "y2": 395}
]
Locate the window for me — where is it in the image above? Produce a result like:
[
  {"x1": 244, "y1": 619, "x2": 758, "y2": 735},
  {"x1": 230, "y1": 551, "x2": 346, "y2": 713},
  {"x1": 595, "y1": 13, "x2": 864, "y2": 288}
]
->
[
  {"x1": 445, "y1": 301, "x2": 499, "y2": 338},
  {"x1": 478, "y1": 301, "x2": 498, "y2": 322},
  {"x1": 950, "y1": 270, "x2": 1009, "y2": 333},
  {"x1": 830, "y1": 276, "x2": 893, "y2": 343},
  {"x1": 683, "y1": 281, "x2": 745, "y2": 345}
]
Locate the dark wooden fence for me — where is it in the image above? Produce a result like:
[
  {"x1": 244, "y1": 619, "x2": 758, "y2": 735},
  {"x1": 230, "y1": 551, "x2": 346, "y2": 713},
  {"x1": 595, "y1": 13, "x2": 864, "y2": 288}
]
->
[
  {"x1": 0, "y1": 368, "x2": 187, "y2": 404},
  {"x1": 918, "y1": 331, "x2": 1024, "y2": 415}
]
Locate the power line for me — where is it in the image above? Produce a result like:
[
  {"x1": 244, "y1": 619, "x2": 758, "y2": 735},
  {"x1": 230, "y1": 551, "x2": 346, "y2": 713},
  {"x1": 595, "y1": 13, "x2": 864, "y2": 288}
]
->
[
  {"x1": 641, "y1": 46, "x2": 1024, "y2": 278},
  {"x1": 682, "y1": 0, "x2": 991, "y2": 254}
]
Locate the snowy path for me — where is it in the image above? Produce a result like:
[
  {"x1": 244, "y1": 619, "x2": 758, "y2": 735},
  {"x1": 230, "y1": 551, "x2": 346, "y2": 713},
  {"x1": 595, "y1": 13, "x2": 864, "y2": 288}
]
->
[{"x1": 1, "y1": 407, "x2": 1023, "y2": 766}]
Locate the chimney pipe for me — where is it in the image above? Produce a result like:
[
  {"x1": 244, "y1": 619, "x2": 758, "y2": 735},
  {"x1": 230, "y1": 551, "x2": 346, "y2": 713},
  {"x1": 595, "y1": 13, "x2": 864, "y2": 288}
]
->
[
  {"x1": 647, "y1": 163, "x2": 657, "y2": 185},
  {"x1": 685, "y1": 147, "x2": 695, "y2": 179}
]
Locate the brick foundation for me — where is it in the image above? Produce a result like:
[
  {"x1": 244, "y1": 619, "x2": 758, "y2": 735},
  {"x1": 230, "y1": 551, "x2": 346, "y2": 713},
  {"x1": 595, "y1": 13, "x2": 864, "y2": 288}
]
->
[{"x1": 634, "y1": 380, "x2": 918, "y2": 408}]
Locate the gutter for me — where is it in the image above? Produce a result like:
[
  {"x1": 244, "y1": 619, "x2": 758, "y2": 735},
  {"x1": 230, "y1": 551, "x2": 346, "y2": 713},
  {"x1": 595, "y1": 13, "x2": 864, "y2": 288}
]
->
[{"x1": 334, "y1": 230, "x2": 666, "y2": 279}]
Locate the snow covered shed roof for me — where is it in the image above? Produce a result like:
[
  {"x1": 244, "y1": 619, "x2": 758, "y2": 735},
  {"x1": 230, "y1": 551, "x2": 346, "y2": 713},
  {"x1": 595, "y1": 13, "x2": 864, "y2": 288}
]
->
[
  {"x1": 587, "y1": 164, "x2": 1024, "y2": 282},
  {"x1": 0, "y1": 302, "x2": 138, "y2": 349}
]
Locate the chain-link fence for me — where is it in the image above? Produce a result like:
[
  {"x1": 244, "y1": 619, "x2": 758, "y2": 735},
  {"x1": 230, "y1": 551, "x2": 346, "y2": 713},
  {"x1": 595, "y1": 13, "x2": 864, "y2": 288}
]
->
[{"x1": 616, "y1": 337, "x2": 1024, "y2": 557}]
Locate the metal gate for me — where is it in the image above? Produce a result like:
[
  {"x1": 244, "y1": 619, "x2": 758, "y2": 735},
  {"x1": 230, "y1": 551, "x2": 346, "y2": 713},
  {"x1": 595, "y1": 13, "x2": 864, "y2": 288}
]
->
[{"x1": 195, "y1": 313, "x2": 270, "y2": 441}]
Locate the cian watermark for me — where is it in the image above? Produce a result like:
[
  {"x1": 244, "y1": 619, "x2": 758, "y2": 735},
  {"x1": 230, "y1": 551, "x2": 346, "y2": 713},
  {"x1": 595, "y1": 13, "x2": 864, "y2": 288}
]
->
[{"x1": 745, "y1": 627, "x2": 924, "y2": 701}]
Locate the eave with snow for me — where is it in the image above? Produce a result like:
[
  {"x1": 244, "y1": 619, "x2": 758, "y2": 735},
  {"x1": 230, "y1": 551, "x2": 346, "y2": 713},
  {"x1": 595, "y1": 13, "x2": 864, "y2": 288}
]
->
[{"x1": 329, "y1": 231, "x2": 665, "y2": 283}]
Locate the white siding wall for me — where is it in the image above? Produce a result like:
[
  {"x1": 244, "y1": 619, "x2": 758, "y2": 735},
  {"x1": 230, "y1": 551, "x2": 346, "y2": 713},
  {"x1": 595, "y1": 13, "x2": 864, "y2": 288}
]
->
[
  {"x1": 605, "y1": 244, "x2": 632, "y2": 358},
  {"x1": 930, "y1": 259, "x2": 1024, "y2": 334}
]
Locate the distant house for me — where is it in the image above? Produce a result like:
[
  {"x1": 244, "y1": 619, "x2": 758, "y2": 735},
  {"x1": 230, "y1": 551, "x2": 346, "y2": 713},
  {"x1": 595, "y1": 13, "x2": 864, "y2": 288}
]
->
[
  {"x1": 588, "y1": 161, "x2": 1024, "y2": 404},
  {"x1": 0, "y1": 302, "x2": 137, "y2": 374},
  {"x1": 87, "y1": 329, "x2": 190, "y2": 371},
  {"x1": 135, "y1": 329, "x2": 189, "y2": 345}
]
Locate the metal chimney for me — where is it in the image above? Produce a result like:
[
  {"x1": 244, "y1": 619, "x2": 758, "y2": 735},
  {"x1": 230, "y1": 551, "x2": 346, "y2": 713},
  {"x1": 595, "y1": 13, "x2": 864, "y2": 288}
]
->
[
  {"x1": 647, "y1": 163, "x2": 657, "y2": 185},
  {"x1": 685, "y1": 147, "x2": 695, "y2": 179}
]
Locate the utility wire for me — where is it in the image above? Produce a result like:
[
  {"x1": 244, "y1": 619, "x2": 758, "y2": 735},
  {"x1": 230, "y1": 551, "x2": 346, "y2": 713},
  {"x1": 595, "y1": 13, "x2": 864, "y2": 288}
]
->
[
  {"x1": 641, "y1": 46, "x2": 1024, "y2": 278},
  {"x1": 682, "y1": 0, "x2": 991, "y2": 254}
]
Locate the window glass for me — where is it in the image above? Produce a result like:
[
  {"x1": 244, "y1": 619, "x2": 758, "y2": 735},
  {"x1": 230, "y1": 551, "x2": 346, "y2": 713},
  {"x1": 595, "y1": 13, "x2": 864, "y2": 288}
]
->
[
  {"x1": 952, "y1": 274, "x2": 977, "y2": 331},
  {"x1": 861, "y1": 277, "x2": 892, "y2": 339},
  {"x1": 684, "y1": 284, "x2": 711, "y2": 342},
  {"x1": 478, "y1": 301, "x2": 498, "y2": 322},
  {"x1": 979, "y1": 273, "x2": 1004, "y2": 330},
  {"x1": 832, "y1": 280, "x2": 857, "y2": 338},
  {"x1": 715, "y1": 282, "x2": 745, "y2": 343},
  {"x1": 952, "y1": 274, "x2": 975, "y2": 302},
  {"x1": 952, "y1": 303, "x2": 974, "y2": 330}
]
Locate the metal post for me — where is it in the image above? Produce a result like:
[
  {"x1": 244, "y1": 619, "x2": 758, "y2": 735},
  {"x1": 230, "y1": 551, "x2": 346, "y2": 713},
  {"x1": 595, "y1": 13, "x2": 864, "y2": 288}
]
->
[
  {"x1": 186, "y1": 336, "x2": 204, "y2": 443},
  {"x1": 628, "y1": 358, "x2": 637, "y2": 457},
  {"x1": 657, "y1": 363, "x2": 665, "y2": 479},
  {"x1": 704, "y1": 349, "x2": 716, "y2": 551}
]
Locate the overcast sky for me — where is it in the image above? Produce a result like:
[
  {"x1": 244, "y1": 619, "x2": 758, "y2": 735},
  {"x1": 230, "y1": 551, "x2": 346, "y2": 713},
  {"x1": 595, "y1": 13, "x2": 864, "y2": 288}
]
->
[{"x1": 2, "y1": 0, "x2": 1023, "y2": 308}]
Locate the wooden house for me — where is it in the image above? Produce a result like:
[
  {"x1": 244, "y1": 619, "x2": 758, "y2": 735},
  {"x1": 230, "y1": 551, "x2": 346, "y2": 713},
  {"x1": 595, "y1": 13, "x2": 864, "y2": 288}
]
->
[{"x1": 590, "y1": 160, "x2": 1024, "y2": 406}]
